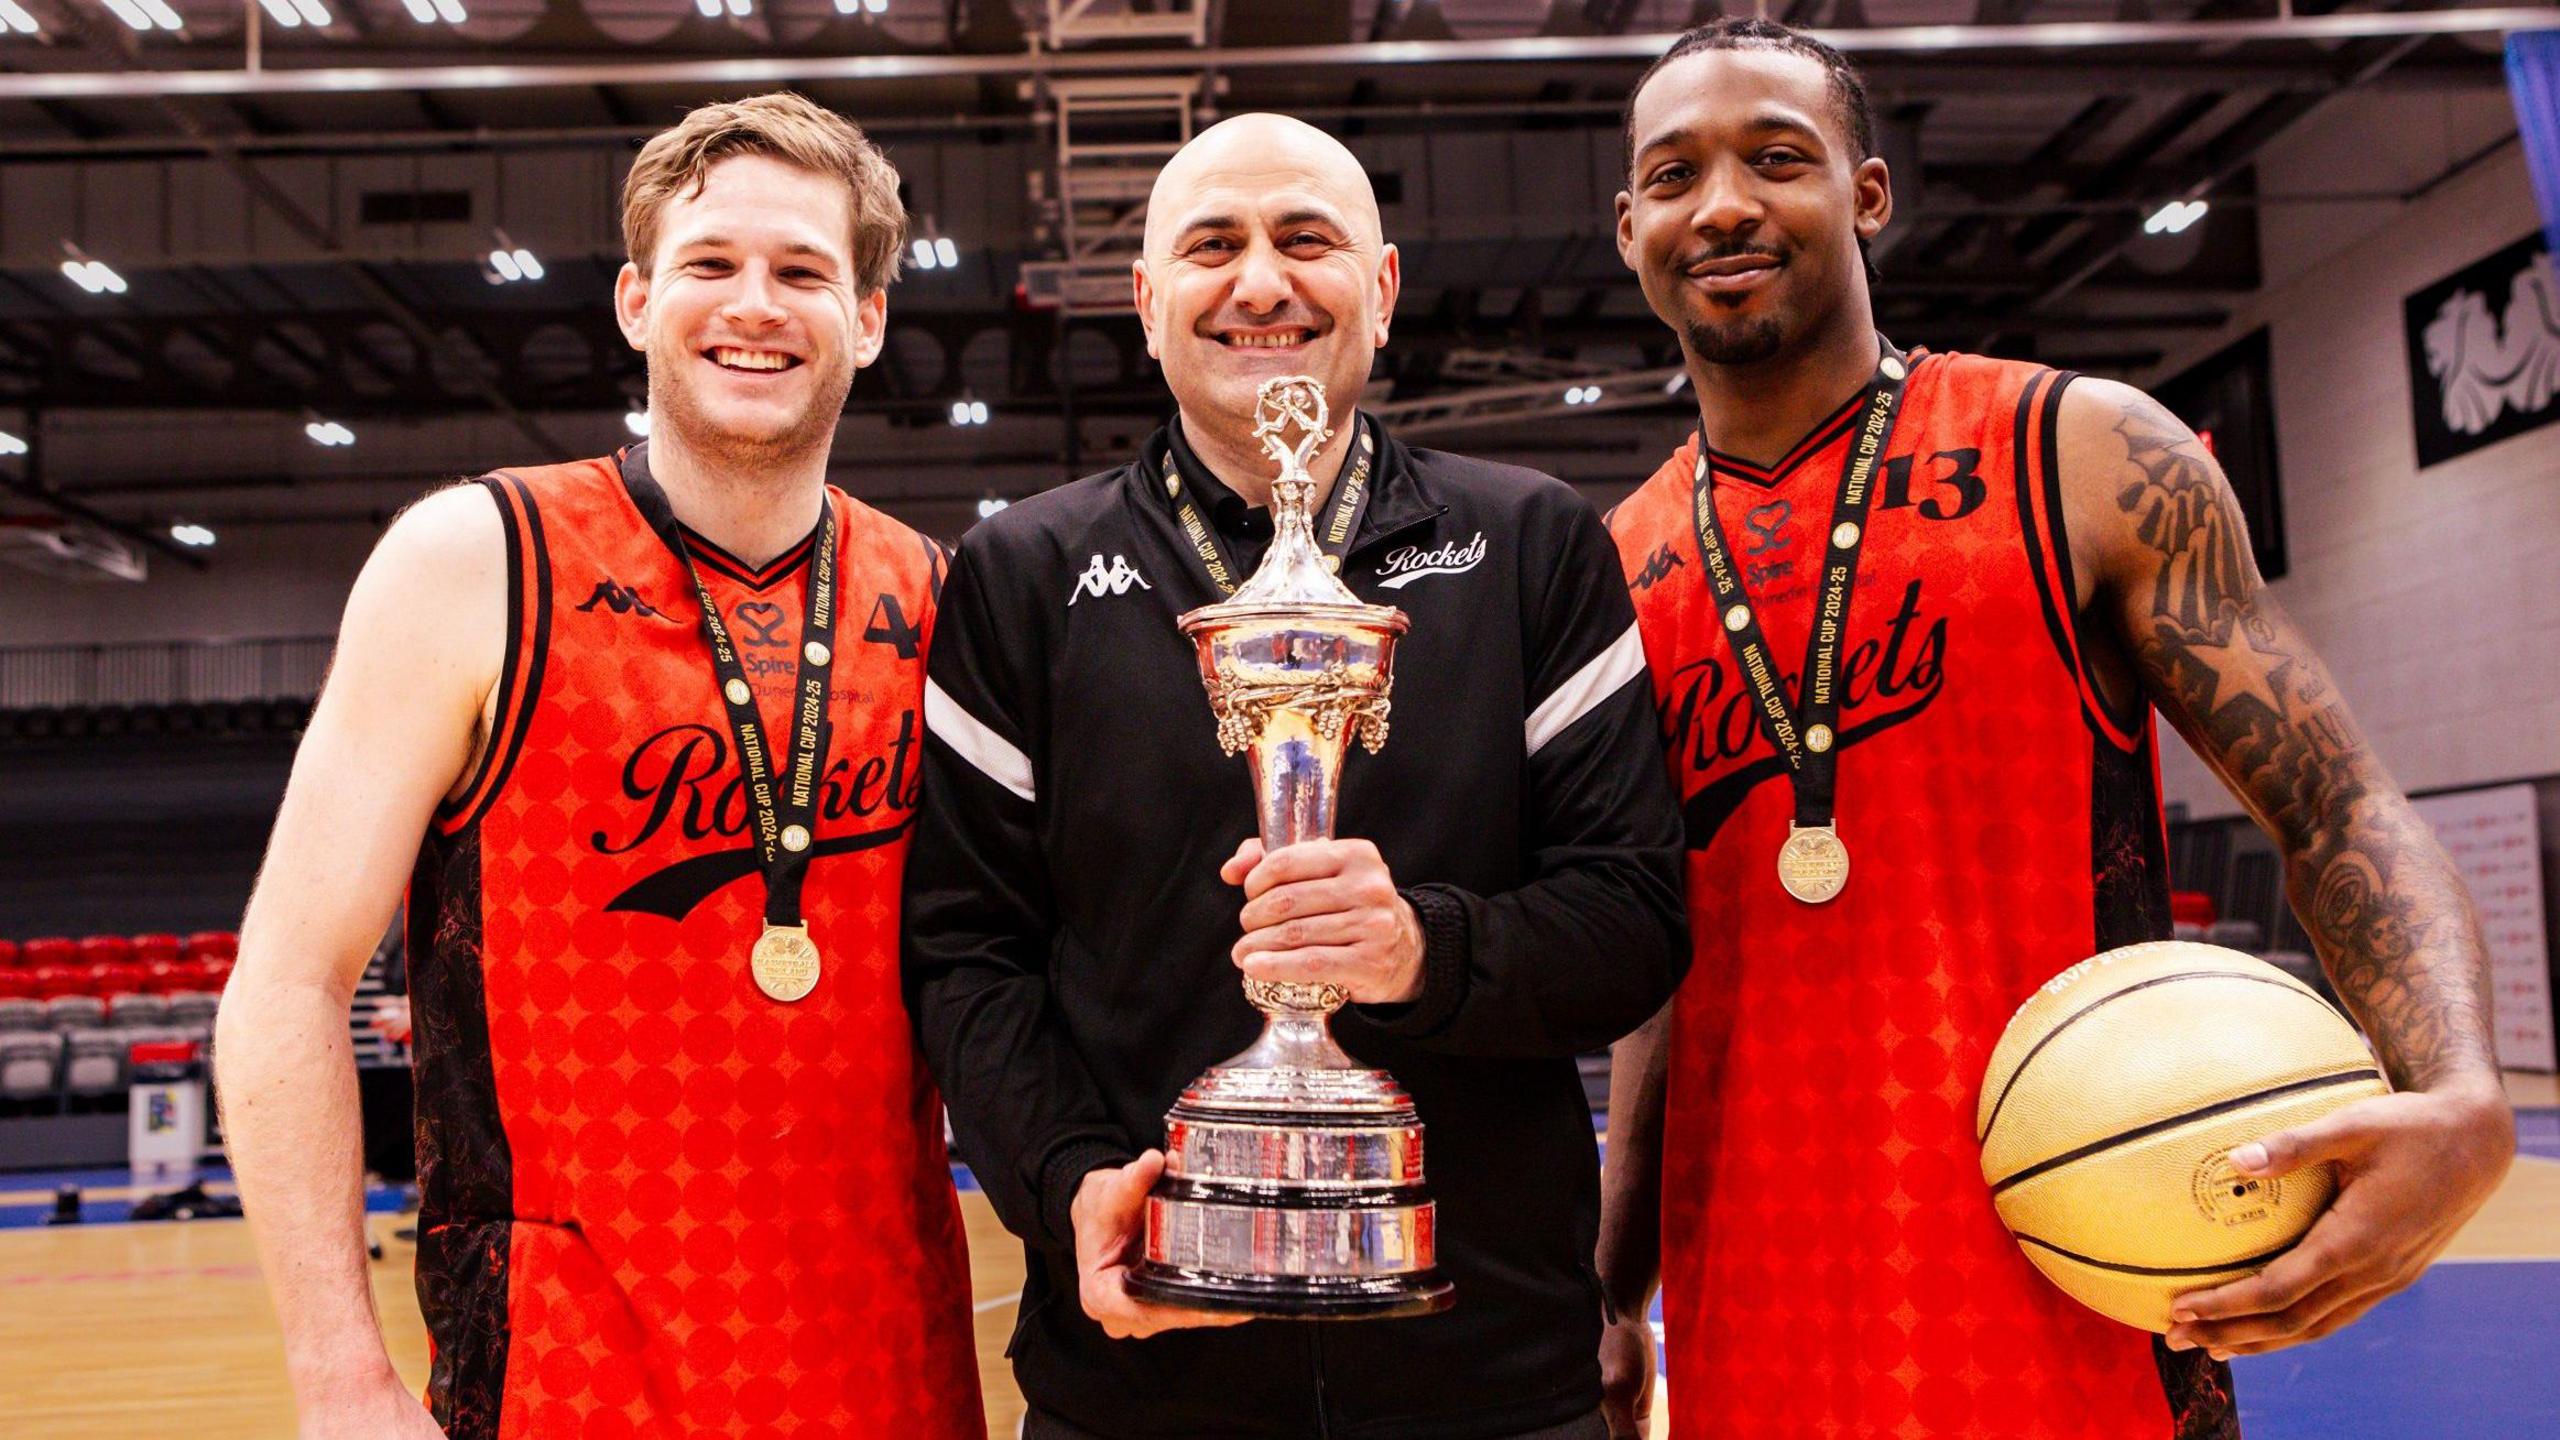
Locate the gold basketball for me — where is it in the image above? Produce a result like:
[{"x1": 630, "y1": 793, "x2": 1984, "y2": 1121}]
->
[{"x1": 1976, "y1": 941, "x2": 2390, "y2": 1332}]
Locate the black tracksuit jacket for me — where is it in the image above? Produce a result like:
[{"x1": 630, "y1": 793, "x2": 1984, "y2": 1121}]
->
[{"x1": 902, "y1": 417, "x2": 1687, "y2": 1439}]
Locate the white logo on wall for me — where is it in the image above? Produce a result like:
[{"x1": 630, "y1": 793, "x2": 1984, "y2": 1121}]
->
[
  {"x1": 1376, "y1": 532, "x2": 1488, "y2": 589},
  {"x1": 1069, "y1": 554, "x2": 1152, "y2": 605},
  {"x1": 2422, "y1": 248, "x2": 2560, "y2": 435}
]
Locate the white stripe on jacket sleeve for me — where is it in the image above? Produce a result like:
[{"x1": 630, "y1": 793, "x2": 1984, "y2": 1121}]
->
[
  {"x1": 1522, "y1": 622, "x2": 1648, "y2": 757},
  {"x1": 924, "y1": 677, "x2": 1036, "y2": 801}
]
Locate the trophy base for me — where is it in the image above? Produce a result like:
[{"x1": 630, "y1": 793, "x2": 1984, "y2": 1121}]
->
[{"x1": 1125, "y1": 1260, "x2": 1454, "y2": 1320}]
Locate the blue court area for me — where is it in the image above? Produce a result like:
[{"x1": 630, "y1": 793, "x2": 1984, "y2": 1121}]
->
[
  {"x1": 2231, "y1": 1259, "x2": 2560, "y2": 1439},
  {"x1": 2515, "y1": 1106, "x2": 2560, "y2": 1162}
]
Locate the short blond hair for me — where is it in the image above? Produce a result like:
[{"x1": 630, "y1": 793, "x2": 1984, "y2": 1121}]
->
[{"x1": 622, "y1": 92, "x2": 907, "y2": 293}]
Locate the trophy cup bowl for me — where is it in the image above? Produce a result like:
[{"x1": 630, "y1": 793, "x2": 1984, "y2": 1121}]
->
[{"x1": 1122, "y1": 378, "x2": 1455, "y2": 1320}]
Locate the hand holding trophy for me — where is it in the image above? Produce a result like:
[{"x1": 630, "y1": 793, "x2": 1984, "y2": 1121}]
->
[{"x1": 1121, "y1": 376, "x2": 1455, "y2": 1320}]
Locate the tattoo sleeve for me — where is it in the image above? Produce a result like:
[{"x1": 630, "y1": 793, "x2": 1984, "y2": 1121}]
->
[{"x1": 2100, "y1": 391, "x2": 2497, "y2": 1093}]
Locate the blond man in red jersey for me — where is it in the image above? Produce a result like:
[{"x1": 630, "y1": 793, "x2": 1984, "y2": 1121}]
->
[{"x1": 218, "y1": 94, "x2": 981, "y2": 1439}]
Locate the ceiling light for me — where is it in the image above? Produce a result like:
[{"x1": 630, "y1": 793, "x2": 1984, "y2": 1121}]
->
[
  {"x1": 724, "y1": 0, "x2": 751, "y2": 14},
  {"x1": 255, "y1": 0, "x2": 303, "y2": 27},
  {"x1": 431, "y1": 0, "x2": 465, "y2": 19},
  {"x1": 0, "y1": 430, "x2": 26, "y2": 457},
  {"x1": 948, "y1": 399, "x2": 988, "y2": 427},
  {"x1": 1564, "y1": 385, "x2": 1602, "y2": 407},
  {"x1": 865, "y1": 0, "x2": 886, "y2": 11},
  {"x1": 305, "y1": 420, "x2": 355, "y2": 447},
  {"x1": 136, "y1": 0, "x2": 181, "y2": 25},
  {"x1": 405, "y1": 0, "x2": 466, "y2": 19},
  {"x1": 286, "y1": 0, "x2": 332, "y2": 24},
  {"x1": 934, "y1": 237, "x2": 958, "y2": 269},
  {"x1": 511, "y1": 248, "x2": 543, "y2": 280},
  {"x1": 99, "y1": 0, "x2": 154, "y2": 30},
  {"x1": 911, "y1": 238, "x2": 939, "y2": 271},
  {"x1": 694, "y1": 0, "x2": 718, "y2": 12},
  {"x1": 625, "y1": 408, "x2": 651, "y2": 438},
  {"x1": 488, "y1": 248, "x2": 523, "y2": 282},
  {"x1": 169, "y1": 523, "x2": 216, "y2": 548},
  {"x1": 976, "y1": 495, "x2": 1008, "y2": 520},
  {"x1": 0, "y1": 0, "x2": 40, "y2": 34},
  {"x1": 61, "y1": 258, "x2": 127, "y2": 295},
  {"x1": 2144, "y1": 199, "x2": 2208, "y2": 236},
  {"x1": 1664, "y1": 371, "x2": 1689, "y2": 395},
  {"x1": 970, "y1": 400, "x2": 989, "y2": 425}
]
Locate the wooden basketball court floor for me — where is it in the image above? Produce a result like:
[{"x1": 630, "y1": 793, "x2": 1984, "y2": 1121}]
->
[{"x1": 3, "y1": 1073, "x2": 2555, "y2": 1439}]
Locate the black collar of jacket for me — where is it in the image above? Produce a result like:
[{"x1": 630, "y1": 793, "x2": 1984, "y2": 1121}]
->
[{"x1": 1145, "y1": 409, "x2": 1445, "y2": 554}]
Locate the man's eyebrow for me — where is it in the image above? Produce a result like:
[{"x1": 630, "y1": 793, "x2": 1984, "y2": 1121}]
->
[
  {"x1": 1172, "y1": 212, "x2": 1243, "y2": 237},
  {"x1": 1635, "y1": 112, "x2": 1824, "y2": 159},
  {"x1": 1272, "y1": 206, "x2": 1347, "y2": 230},
  {"x1": 668, "y1": 236, "x2": 838, "y2": 260}
]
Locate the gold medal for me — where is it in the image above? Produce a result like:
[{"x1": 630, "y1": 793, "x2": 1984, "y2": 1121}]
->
[
  {"x1": 751, "y1": 923, "x2": 822, "y2": 1003},
  {"x1": 1776, "y1": 824, "x2": 1850, "y2": 904}
]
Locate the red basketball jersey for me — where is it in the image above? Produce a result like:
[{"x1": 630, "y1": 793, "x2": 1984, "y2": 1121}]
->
[
  {"x1": 406, "y1": 451, "x2": 983, "y2": 1439},
  {"x1": 1609, "y1": 353, "x2": 2239, "y2": 1439}
]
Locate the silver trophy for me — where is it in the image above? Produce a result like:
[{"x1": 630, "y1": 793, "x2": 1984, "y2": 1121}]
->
[{"x1": 1124, "y1": 377, "x2": 1453, "y2": 1319}]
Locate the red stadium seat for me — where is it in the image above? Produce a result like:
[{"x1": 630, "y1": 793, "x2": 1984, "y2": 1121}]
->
[
  {"x1": 0, "y1": 970, "x2": 32, "y2": 1000},
  {"x1": 131, "y1": 933, "x2": 183, "y2": 966},
  {"x1": 23, "y1": 966, "x2": 75, "y2": 1001},
  {"x1": 188, "y1": 956, "x2": 234, "y2": 990},
  {"x1": 2169, "y1": 890, "x2": 2217, "y2": 928},
  {"x1": 22, "y1": 937, "x2": 76, "y2": 969},
  {"x1": 0, "y1": 940, "x2": 19, "y2": 968},
  {"x1": 78, "y1": 935, "x2": 135, "y2": 967},
  {"x1": 143, "y1": 961, "x2": 189, "y2": 995},
  {"x1": 182, "y1": 930, "x2": 240, "y2": 962},
  {"x1": 95, "y1": 962, "x2": 147, "y2": 997}
]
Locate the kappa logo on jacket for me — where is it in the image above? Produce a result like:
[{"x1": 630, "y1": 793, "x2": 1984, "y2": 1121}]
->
[
  {"x1": 1068, "y1": 553, "x2": 1153, "y2": 605},
  {"x1": 1376, "y1": 531, "x2": 1487, "y2": 589}
]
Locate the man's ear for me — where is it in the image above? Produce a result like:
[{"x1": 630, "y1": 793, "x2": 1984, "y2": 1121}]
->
[
  {"x1": 850, "y1": 288, "x2": 889, "y2": 368},
  {"x1": 1853, "y1": 156, "x2": 1893, "y2": 242},
  {"x1": 613, "y1": 262, "x2": 650, "y2": 352},
  {"x1": 1133, "y1": 258, "x2": 1162, "y2": 360},
  {"x1": 1613, "y1": 190, "x2": 1638, "y2": 270},
  {"x1": 1370, "y1": 243, "x2": 1401, "y2": 349}
]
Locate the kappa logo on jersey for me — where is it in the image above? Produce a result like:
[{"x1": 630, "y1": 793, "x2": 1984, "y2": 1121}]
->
[
  {"x1": 1629, "y1": 542, "x2": 1685, "y2": 592},
  {"x1": 1069, "y1": 554, "x2": 1152, "y2": 605},
  {"x1": 1377, "y1": 531, "x2": 1487, "y2": 589},
  {"x1": 575, "y1": 579, "x2": 667, "y2": 619}
]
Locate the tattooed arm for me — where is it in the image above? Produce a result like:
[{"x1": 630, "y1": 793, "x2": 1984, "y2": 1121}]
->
[{"x1": 2056, "y1": 377, "x2": 2514, "y2": 1357}]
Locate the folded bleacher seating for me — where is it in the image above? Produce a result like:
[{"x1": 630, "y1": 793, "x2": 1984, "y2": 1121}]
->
[
  {"x1": 0, "y1": 997, "x2": 44, "y2": 1031},
  {"x1": 110, "y1": 993, "x2": 170, "y2": 1029},
  {"x1": 62, "y1": 1028, "x2": 127, "y2": 1097},
  {"x1": 0, "y1": 1030, "x2": 63, "y2": 1102},
  {"x1": 44, "y1": 995, "x2": 105, "y2": 1030}
]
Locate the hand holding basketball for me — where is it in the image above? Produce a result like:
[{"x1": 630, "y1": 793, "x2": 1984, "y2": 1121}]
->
[{"x1": 2166, "y1": 1083, "x2": 2514, "y2": 1359}]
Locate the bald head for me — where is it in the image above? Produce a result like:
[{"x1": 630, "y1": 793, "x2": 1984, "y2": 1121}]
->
[
  {"x1": 1143, "y1": 113, "x2": 1383, "y2": 259},
  {"x1": 1132, "y1": 112, "x2": 1401, "y2": 487}
]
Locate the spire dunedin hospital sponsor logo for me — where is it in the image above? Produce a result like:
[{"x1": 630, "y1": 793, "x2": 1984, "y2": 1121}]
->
[{"x1": 1376, "y1": 531, "x2": 1487, "y2": 589}]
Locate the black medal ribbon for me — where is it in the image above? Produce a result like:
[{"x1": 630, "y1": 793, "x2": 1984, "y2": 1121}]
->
[
  {"x1": 1688, "y1": 340, "x2": 1911, "y2": 835},
  {"x1": 621, "y1": 443, "x2": 840, "y2": 933},
  {"x1": 1152, "y1": 412, "x2": 1380, "y2": 597}
]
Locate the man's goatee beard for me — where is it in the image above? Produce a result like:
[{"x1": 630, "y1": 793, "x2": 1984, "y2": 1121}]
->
[{"x1": 1684, "y1": 315, "x2": 1785, "y2": 367}]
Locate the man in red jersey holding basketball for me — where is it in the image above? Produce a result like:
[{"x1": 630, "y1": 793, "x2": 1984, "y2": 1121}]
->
[
  {"x1": 216, "y1": 94, "x2": 982, "y2": 1439},
  {"x1": 1595, "y1": 20, "x2": 2515, "y2": 1440}
]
